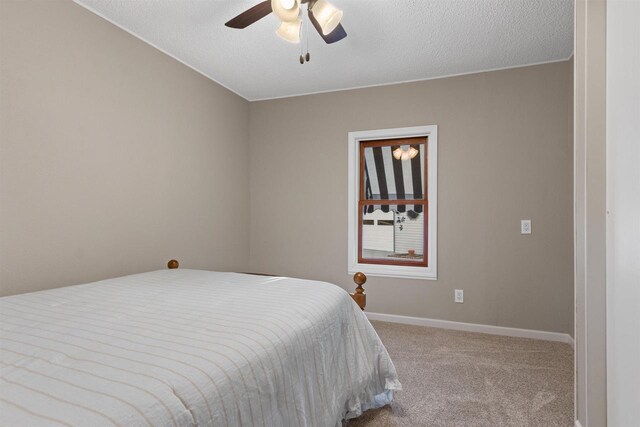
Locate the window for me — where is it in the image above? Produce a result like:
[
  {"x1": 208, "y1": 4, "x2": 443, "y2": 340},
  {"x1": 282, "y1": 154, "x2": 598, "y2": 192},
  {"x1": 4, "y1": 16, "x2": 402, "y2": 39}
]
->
[{"x1": 348, "y1": 126, "x2": 437, "y2": 280}]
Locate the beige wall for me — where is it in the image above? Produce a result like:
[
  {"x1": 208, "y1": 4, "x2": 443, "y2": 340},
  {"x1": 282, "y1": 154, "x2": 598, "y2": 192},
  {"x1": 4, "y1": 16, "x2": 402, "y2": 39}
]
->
[
  {"x1": 0, "y1": 0, "x2": 250, "y2": 296},
  {"x1": 574, "y1": 0, "x2": 607, "y2": 425},
  {"x1": 249, "y1": 61, "x2": 574, "y2": 335}
]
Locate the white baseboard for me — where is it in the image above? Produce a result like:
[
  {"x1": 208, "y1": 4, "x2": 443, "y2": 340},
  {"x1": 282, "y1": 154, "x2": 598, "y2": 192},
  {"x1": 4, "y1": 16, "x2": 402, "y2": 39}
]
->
[
  {"x1": 575, "y1": 420, "x2": 583, "y2": 427},
  {"x1": 366, "y1": 312, "x2": 575, "y2": 347}
]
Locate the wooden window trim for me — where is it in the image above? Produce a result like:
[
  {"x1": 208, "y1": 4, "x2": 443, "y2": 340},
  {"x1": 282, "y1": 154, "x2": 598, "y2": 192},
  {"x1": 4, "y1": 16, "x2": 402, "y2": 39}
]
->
[{"x1": 357, "y1": 137, "x2": 429, "y2": 268}]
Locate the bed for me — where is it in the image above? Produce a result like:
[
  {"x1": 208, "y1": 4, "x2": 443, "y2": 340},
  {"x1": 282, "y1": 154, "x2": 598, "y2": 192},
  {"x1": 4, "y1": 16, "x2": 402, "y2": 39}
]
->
[{"x1": 0, "y1": 262, "x2": 400, "y2": 426}]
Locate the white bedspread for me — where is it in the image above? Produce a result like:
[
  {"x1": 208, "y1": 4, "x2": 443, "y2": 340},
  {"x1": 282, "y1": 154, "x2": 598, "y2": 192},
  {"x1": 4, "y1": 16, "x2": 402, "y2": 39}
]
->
[{"x1": 0, "y1": 269, "x2": 400, "y2": 426}]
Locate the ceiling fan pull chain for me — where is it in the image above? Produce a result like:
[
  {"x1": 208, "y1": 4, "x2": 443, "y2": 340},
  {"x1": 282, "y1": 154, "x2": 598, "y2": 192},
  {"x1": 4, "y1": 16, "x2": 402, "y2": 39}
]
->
[
  {"x1": 305, "y1": 8, "x2": 310, "y2": 62},
  {"x1": 299, "y1": 7, "x2": 304, "y2": 64}
]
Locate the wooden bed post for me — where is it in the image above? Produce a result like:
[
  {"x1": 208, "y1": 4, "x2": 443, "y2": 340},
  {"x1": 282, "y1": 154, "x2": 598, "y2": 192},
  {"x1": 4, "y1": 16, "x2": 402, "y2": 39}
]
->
[
  {"x1": 167, "y1": 259, "x2": 179, "y2": 269},
  {"x1": 351, "y1": 272, "x2": 367, "y2": 310}
]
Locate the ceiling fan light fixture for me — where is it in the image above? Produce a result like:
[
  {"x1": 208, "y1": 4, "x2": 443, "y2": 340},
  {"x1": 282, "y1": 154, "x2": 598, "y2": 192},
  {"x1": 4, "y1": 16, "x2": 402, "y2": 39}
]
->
[
  {"x1": 393, "y1": 146, "x2": 419, "y2": 161},
  {"x1": 276, "y1": 18, "x2": 302, "y2": 43},
  {"x1": 271, "y1": 0, "x2": 300, "y2": 22},
  {"x1": 312, "y1": 0, "x2": 343, "y2": 35}
]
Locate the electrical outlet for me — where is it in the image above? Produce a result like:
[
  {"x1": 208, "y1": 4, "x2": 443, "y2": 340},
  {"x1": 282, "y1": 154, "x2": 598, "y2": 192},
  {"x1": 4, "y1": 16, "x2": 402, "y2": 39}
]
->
[
  {"x1": 521, "y1": 219, "x2": 532, "y2": 234},
  {"x1": 455, "y1": 289, "x2": 464, "y2": 303}
]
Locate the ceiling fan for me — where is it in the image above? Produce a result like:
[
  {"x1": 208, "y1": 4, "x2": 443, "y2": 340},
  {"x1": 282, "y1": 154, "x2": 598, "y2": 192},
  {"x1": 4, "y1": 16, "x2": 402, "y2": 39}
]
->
[{"x1": 225, "y1": 0, "x2": 347, "y2": 62}]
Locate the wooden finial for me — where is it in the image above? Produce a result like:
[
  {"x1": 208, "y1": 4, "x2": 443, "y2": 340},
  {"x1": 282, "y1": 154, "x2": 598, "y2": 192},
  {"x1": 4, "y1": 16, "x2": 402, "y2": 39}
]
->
[
  {"x1": 167, "y1": 259, "x2": 179, "y2": 269},
  {"x1": 351, "y1": 272, "x2": 367, "y2": 310}
]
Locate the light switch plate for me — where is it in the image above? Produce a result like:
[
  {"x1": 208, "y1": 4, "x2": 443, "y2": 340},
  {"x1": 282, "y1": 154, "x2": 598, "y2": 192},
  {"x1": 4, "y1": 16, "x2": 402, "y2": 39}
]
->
[
  {"x1": 455, "y1": 289, "x2": 464, "y2": 303},
  {"x1": 521, "y1": 220, "x2": 532, "y2": 234}
]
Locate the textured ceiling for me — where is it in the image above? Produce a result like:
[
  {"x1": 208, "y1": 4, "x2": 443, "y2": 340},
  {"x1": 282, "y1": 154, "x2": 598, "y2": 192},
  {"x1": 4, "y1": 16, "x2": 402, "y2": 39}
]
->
[{"x1": 73, "y1": 0, "x2": 573, "y2": 101}]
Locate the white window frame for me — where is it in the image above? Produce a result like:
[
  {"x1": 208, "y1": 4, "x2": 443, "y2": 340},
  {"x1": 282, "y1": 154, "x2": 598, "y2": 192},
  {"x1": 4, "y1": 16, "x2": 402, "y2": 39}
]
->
[{"x1": 348, "y1": 125, "x2": 438, "y2": 280}]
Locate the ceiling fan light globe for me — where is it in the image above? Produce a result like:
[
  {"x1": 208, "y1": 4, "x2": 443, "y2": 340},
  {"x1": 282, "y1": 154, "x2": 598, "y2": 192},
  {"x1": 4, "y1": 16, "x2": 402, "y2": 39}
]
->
[
  {"x1": 312, "y1": 0, "x2": 343, "y2": 35},
  {"x1": 276, "y1": 18, "x2": 301, "y2": 43},
  {"x1": 272, "y1": 0, "x2": 300, "y2": 22},
  {"x1": 321, "y1": 10, "x2": 343, "y2": 35}
]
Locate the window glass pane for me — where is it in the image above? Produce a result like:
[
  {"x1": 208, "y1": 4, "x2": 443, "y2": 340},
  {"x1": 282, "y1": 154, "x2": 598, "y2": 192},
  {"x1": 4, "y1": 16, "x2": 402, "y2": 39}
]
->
[
  {"x1": 363, "y1": 142, "x2": 425, "y2": 202},
  {"x1": 361, "y1": 207, "x2": 424, "y2": 263}
]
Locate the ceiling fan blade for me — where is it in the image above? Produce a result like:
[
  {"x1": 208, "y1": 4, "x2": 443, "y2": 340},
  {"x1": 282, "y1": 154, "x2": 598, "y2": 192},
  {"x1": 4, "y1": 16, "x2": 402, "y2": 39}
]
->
[
  {"x1": 308, "y1": 10, "x2": 347, "y2": 44},
  {"x1": 225, "y1": 1, "x2": 272, "y2": 29}
]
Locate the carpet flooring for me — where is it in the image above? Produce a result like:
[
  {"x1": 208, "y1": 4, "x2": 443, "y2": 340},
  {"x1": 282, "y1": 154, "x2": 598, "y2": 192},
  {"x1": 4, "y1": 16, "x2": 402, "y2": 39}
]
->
[{"x1": 348, "y1": 321, "x2": 574, "y2": 427}]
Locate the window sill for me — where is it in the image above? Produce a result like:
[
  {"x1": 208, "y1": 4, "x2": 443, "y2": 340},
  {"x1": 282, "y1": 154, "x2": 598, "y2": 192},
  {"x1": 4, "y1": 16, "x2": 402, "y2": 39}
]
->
[{"x1": 348, "y1": 263, "x2": 437, "y2": 281}]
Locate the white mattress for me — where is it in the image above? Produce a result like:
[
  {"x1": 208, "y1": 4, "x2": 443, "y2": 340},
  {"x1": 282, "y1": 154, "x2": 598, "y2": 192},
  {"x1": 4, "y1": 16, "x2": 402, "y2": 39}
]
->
[{"x1": 0, "y1": 269, "x2": 400, "y2": 426}]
